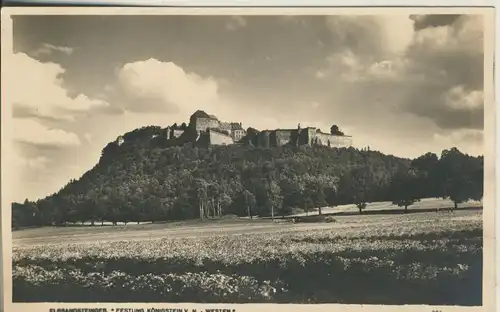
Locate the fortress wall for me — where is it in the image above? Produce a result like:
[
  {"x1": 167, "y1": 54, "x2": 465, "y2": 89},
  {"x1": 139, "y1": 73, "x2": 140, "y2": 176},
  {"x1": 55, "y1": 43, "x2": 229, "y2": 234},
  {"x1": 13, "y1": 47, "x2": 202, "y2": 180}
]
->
[
  {"x1": 314, "y1": 132, "x2": 352, "y2": 148},
  {"x1": 208, "y1": 130, "x2": 234, "y2": 145},
  {"x1": 172, "y1": 130, "x2": 185, "y2": 138},
  {"x1": 328, "y1": 134, "x2": 352, "y2": 148},
  {"x1": 306, "y1": 128, "x2": 316, "y2": 145},
  {"x1": 163, "y1": 127, "x2": 171, "y2": 140},
  {"x1": 196, "y1": 132, "x2": 210, "y2": 147},
  {"x1": 258, "y1": 131, "x2": 271, "y2": 148},
  {"x1": 274, "y1": 130, "x2": 293, "y2": 146},
  {"x1": 339, "y1": 136, "x2": 353, "y2": 148}
]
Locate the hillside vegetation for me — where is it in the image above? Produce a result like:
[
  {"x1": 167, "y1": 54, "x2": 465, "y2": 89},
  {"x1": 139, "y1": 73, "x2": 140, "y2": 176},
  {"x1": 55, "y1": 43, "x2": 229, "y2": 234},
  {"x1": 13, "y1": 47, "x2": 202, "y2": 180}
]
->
[{"x1": 12, "y1": 125, "x2": 484, "y2": 229}]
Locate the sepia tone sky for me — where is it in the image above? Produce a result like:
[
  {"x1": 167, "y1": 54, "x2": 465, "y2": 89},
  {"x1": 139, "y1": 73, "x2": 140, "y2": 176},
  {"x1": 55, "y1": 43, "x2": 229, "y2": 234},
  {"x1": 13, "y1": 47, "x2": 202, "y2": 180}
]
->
[{"x1": 10, "y1": 13, "x2": 485, "y2": 202}]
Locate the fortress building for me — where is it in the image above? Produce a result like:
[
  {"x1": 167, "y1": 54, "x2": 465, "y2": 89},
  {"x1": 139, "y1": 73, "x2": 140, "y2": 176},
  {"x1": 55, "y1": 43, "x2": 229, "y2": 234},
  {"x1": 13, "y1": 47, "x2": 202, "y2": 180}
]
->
[
  {"x1": 255, "y1": 124, "x2": 352, "y2": 149},
  {"x1": 115, "y1": 110, "x2": 352, "y2": 149}
]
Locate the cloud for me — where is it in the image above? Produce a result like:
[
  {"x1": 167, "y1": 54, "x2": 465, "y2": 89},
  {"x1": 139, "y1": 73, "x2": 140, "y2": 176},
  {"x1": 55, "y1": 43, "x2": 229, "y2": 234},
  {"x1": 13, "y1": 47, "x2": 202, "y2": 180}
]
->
[
  {"x1": 410, "y1": 14, "x2": 462, "y2": 31},
  {"x1": 13, "y1": 119, "x2": 81, "y2": 147},
  {"x1": 84, "y1": 133, "x2": 92, "y2": 143},
  {"x1": 32, "y1": 43, "x2": 74, "y2": 56},
  {"x1": 315, "y1": 70, "x2": 326, "y2": 79},
  {"x1": 325, "y1": 15, "x2": 414, "y2": 58},
  {"x1": 406, "y1": 15, "x2": 483, "y2": 89},
  {"x1": 443, "y1": 86, "x2": 484, "y2": 110},
  {"x1": 8, "y1": 52, "x2": 107, "y2": 201},
  {"x1": 433, "y1": 129, "x2": 483, "y2": 155},
  {"x1": 109, "y1": 58, "x2": 220, "y2": 115},
  {"x1": 14, "y1": 155, "x2": 50, "y2": 170},
  {"x1": 11, "y1": 53, "x2": 110, "y2": 122},
  {"x1": 225, "y1": 16, "x2": 247, "y2": 31},
  {"x1": 401, "y1": 15, "x2": 484, "y2": 130},
  {"x1": 318, "y1": 14, "x2": 483, "y2": 134}
]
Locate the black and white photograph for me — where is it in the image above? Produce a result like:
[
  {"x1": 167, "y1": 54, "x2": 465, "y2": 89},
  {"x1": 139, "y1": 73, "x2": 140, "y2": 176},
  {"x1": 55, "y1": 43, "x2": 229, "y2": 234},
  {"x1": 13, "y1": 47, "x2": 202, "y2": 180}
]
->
[{"x1": 2, "y1": 7, "x2": 495, "y2": 309}]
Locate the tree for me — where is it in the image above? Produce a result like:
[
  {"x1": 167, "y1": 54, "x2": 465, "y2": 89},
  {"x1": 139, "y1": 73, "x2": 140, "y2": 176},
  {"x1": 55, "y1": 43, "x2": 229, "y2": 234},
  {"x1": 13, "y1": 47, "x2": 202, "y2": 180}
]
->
[
  {"x1": 471, "y1": 156, "x2": 484, "y2": 202},
  {"x1": 265, "y1": 180, "x2": 283, "y2": 219},
  {"x1": 243, "y1": 189, "x2": 256, "y2": 219},
  {"x1": 195, "y1": 179, "x2": 209, "y2": 219},
  {"x1": 306, "y1": 179, "x2": 328, "y2": 215},
  {"x1": 340, "y1": 166, "x2": 372, "y2": 214},
  {"x1": 389, "y1": 168, "x2": 421, "y2": 213},
  {"x1": 218, "y1": 192, "x2": 232, "y2": 216},
  {"x1": 302, "y1": 194, "x2": 314, "y2": 216},
  {"x1": 330, "y1": 125, "x2": 344, "y2": 136},
  {"x1": 411, "y1": 152, "x2": 440, "y2": 198},
  {"x1": 439, "y1": 148, "x2": 483, "y2": 210}
]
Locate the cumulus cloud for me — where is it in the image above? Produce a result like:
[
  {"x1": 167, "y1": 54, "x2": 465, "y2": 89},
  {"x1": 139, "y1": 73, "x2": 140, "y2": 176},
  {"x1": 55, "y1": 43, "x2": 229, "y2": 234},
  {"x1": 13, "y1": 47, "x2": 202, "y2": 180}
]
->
[
  {"x1": 12, "y1": 53, "x2": 110, "y2": 122},
  {"x1": 84, "y1": 133, "x2": 92, "y2": 143},
  {"x1": 109, "y1": 58, "x2": 220, "y2": 115},
  {"x1": 32, "y1": 43, "x2": 75, "y2": 57},
  {"x1": 13, "y1": 119, "x2": 80, "y2": 147},
  {"x1": 433, "y1": 129, "x2": 483, "y2": 155},
  {"x1": 406, "y1": 15, "x2": 483, "y2": 88},
  {"x1": 225, "y1": 16, "x2": 247, "y2": 31},
  {"x1": 402, "y1": 15, "x2": 484, "y2": 130},
  {"x1": 14, "y1": 155, "x2": 50, "y2": 171},
  {"x1": 410, "y1": 14, "x2": 462, "y2": 31},
  {"x1": 318, "y1": 14, "x2": 484, "y2": 134},
  {"x1": 8, "y1": 52, "x2": 110, "y2": 201},
  {"x1": 443, "y1": 86, "x2": 484, "y2": 110},
  {"x1": 325, "y1": 15, "x2": 414, "y2": 58}
]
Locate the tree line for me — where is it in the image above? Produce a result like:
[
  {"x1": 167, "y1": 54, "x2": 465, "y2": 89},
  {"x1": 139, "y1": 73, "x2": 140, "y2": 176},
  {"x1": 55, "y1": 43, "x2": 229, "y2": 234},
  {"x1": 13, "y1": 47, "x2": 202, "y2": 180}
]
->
[{"x1": 12, "y1": 127, "x2": 483, "y2": 229}]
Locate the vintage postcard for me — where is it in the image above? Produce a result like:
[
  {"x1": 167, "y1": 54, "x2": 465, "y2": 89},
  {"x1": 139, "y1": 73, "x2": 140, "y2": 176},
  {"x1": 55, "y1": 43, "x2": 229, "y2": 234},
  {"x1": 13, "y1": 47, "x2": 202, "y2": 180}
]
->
[{"x1": 1, "y1": 6, "x2": 496, "y2": 312}]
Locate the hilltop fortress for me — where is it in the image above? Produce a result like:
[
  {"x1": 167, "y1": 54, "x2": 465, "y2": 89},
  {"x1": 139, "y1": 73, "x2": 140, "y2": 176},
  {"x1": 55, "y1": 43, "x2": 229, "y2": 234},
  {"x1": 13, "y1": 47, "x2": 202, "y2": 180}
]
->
[{"x1": 116, "y1": 110, "x2": 352, "y2": 149}]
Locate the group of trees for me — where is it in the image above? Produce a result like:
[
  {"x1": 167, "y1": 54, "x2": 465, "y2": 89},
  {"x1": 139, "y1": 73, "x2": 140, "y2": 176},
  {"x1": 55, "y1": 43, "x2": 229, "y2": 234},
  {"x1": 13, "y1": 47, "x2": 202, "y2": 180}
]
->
[
  {"x1": 11, "y1": 126, "x2": 483, "y2": 229},
  {"x1": 387, "y1": 149, "x2": 483, "y2": 213}
]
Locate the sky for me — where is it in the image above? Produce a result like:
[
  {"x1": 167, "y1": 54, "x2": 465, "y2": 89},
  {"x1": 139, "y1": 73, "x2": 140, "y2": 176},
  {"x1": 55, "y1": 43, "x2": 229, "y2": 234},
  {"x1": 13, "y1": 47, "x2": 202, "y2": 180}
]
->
[{"x1": 9, "y1": 13, "x2": 485, "y2": 202}]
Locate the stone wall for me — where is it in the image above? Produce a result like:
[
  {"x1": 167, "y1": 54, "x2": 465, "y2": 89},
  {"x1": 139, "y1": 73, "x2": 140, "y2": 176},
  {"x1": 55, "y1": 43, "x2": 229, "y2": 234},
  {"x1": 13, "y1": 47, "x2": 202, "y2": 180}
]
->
[
  {"x1": 273, "y1": 129, "x2": 294, "y2": 146},
  {"x1": 257, "y1": 131, "x2": 271, "y2": 148},
  {"x1": 208, "y1": 129, "x2": 234, "y2": 145},
  {"x1": 313, "y1": 132, "x2": 352, "y2": 148},
  {"x1": 164, "y1": 127, "x2": 171, "y2": 140},
  {"x1": 303, "y1": 128, "x2": 316, "y2": 145},
  {"x1": 172, "y1": 130, "x2": 184, "y2": 138}
]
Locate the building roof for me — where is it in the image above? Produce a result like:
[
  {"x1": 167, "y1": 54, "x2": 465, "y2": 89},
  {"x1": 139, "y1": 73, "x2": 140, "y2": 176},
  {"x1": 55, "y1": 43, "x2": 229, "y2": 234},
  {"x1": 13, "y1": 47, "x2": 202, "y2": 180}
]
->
[
  {"x1": 230, "y1": 122, "x2": 244, "y2": 130},
  {"x1": 190, "y1": 110, "x2": 211, "y2": 119},
  {"x1": 275, "y1": 129, "x2": 296, "y2": 132}
]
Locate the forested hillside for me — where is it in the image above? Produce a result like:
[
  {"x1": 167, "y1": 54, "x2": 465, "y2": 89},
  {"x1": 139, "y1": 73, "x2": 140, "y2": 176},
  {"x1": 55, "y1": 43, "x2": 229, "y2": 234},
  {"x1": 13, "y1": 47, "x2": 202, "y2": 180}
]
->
[{"x1": 12, "y1": 126, "x2": 484, "y2": 229}]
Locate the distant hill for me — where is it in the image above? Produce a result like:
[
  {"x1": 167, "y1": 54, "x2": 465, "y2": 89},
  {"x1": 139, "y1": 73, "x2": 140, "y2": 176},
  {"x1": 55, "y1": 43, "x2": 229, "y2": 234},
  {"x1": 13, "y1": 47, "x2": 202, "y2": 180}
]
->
[{"x1": 12, "y1": 125, "x2": 483, "y2": 230}]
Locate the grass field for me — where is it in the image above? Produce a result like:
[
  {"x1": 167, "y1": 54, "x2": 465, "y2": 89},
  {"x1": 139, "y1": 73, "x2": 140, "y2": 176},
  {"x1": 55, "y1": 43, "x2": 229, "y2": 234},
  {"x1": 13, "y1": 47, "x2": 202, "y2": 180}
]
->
[{"x1": 12, "y1": 199, "x2": 483, "y2": 305}]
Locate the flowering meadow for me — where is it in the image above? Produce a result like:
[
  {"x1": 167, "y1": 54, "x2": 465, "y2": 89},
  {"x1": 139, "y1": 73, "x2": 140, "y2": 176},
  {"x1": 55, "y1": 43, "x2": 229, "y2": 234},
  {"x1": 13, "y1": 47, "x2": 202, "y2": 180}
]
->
[{"x1": 12, "y1": 211, "x2": 483, "y2": 305}]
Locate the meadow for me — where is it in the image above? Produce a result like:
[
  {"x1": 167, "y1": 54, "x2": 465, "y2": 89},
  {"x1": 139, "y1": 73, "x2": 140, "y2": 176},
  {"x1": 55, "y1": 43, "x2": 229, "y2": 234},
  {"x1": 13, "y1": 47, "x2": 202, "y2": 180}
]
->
[{"x1": 12, "y1": 202, "x2": 483, "y2": 306}]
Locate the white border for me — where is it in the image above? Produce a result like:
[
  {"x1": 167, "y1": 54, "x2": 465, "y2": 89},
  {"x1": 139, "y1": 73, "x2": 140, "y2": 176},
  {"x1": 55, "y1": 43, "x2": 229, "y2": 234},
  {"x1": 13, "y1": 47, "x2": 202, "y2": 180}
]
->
[{"x1": 2, "y1": 0, "x2": 499, "y2": 6}]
